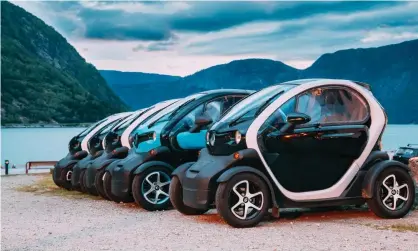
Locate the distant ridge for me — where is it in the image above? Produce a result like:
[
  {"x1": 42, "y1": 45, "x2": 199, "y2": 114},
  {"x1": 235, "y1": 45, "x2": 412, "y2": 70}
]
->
[{"x1": 103, "y1": 39, "x2": 418, "y2": 123}]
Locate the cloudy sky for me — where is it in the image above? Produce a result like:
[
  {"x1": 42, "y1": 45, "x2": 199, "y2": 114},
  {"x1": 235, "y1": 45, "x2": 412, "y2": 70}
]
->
[{"x1": 13, "y1": 1, "x2": 418, "y2": 76}]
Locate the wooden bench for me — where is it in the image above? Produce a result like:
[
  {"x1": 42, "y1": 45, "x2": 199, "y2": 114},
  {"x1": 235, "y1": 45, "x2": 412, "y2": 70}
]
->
[{"x1": 25, "y1": 161, "x2": 57, "y2": 174}]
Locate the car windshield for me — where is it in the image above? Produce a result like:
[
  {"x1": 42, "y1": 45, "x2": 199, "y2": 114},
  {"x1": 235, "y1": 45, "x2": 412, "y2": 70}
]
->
[
  {"x1": 98, "y1": 118, "x2": 125, "y2": 136},
  {"x1": 217, "y1": 84, "x2": 296, "y2": 126},
  {"x1": 146, "y1": 93, "x2": 204, "y2": 128},
  {"x1": 77, "y1": 118, "x2": 108, "y2": 137},
  {"x1": 113, "y1": 109, "x2": 147, "y2": 131},
  {"x1": 397, "y1": 148, "x2": 416, "y2": 156}
]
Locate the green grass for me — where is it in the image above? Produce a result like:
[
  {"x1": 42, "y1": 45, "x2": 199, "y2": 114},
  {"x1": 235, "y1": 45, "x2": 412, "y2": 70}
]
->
[
  {"x1": 388, "y1": 223, "x2": 418, "y2": 232},
  {"x1": 15, "y1": 173, "x2": 101, "y2": 200}
]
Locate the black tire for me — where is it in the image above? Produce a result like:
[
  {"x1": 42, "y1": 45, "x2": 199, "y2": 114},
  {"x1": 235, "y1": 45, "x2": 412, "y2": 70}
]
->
[
  {"x1": 215, "y1": 173, "x2": 270, "y2": 228},
  {"x1": 52, "y1": 167, "x2": 61, "y2": 187},
  {"x1": 96, "y1": 169, "x2": 111, "y2": 200},
  {"x1": 132, "y1": 166, "x2": 172, "y2": 211},
  {"x1": 103, "y1": 171, "x2": 133, "y2": 203},
  {"x1": 169, "y1": 176, "x2": 209, "y2": 215},
  {"x1": 366, "y1": 167, "x2": 415, "y2": 219},
  {"x1": 79, "y1": 169, "x2": 87, "y2": 193},
  {"x1": 60, "y1": 167, "x2": 73, "y2": 191},
  {"x1": 86, "y1": 185, "x2": 99, "y2": 196}
]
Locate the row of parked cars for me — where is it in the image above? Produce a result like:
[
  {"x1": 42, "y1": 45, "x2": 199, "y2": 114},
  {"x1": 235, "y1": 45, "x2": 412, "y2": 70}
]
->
[{"x1": 52, "y1": 78, "x2": 416, "y2": 228}]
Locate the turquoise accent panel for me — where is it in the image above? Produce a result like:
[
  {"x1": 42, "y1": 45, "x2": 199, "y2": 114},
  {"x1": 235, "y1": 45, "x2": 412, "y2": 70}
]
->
[
  {"x1": 133, "y1": 121, "x2": 167, "y2": 153},
  {"x1": 177, "y1": 130, "x2": 207, "y2": 150}
]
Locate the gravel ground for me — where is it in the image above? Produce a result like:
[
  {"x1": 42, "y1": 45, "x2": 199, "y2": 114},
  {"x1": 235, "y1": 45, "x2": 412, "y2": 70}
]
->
[{"x1": 1, "y1": 175, "x2": 418, "y2": 251}]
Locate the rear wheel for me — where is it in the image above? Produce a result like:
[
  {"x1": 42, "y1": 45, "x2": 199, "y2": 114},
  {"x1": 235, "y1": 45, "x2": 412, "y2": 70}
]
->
[
  {"x1": 169, "y1": 176, "x2": 209, "y2": 215},
  {"x1": 96, "y1": 169, "x2": 110, "y2": 200},
  {"x1": 367, "y1": 167, "x2": 415, "y2": 219},
  {"x1": 215, "y1": 173, "x2": 270, "y2": 228},
  {"x1": 132, "y1": 167, "x2": 172, "y2": 211}
]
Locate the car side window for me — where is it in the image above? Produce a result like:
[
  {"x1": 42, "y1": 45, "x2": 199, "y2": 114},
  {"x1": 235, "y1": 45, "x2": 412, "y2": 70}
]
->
[
  {"x1": 296, "y1": 87, "x2": 369, "y2": 125},
  {"x1": 173, "y1": 95, "x2": 248, "y2": 133}
]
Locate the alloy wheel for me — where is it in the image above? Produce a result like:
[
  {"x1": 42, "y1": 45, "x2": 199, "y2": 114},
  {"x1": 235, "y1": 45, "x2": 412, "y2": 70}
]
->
[
  {"x1": 380, "y1": 174, "x2": 409, "y2": 211},
  {"x1": 66, "y1": 170, "x2": 73, "y2": 181},
  {"x1": 141, "y1": 171, "x2": 171, "y2": 205},
  {"x1": 229, "y1": 180, "x2": 264, "y2": 220}
]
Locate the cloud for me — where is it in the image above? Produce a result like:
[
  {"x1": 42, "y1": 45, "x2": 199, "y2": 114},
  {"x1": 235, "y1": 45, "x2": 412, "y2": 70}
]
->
[
  {"x1": 14, "y1": 1, "x2": 408, "y2": 41},
  {"x1": 12, "y1": 0, "x2": 418, "y2": 76},
  {"x1": 361, "y1": 31, "x2": 418, "y2": 43}
]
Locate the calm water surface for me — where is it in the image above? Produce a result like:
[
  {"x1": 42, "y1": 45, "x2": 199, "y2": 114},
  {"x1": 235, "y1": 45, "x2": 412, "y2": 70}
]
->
[{"x1": 1, "y1": 125, "x2": 418, "y2": 167}]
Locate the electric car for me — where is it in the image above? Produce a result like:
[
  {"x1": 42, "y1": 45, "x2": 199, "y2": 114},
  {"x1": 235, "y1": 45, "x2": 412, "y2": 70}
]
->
[
  {"x1": 69, "y1": 112, "x2": 133, "y2": 192},
  {"x1": 170, "y1": 79, "x2": 416, "y2": 228},
  {"x1": 103, "y1": 89, "x2": 254, "y2": 209},
  {"x1": 52, "y1": 112, "x2": 132, "y2": 190},
  {"x1": 80, "y1": 109, "x2": 146, "y2": 195},
  {"x1": 83, "y1": 99, "x2": 180, "y2": 198},
  {"x1": 393, "y1": 144, "x2": 418, "y2": 165}
]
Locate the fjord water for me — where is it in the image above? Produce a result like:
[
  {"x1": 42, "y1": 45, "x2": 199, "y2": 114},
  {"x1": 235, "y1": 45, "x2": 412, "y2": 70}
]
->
[{"x1": 1, "y1": 125, "x2": 418, "y2": 167}]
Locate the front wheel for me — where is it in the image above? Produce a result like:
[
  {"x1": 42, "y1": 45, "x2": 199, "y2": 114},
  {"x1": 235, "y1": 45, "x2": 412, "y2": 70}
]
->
[
  {"x1": 169, "y1": 176, "x2": 209, "y2": 215},
  {"x1": 215, "y1": 173, "x2": 270, "y2": 228},
  {"x1": 60, "y1": 167, "x2": 73, "y2": 191},
  {"x1": 52, "y1": 167, "x2": 61, "y2": 187},
  {"x1": 79, "y1": 169, "x2": 87, "y2": 193},
  {"x1": 366, "y1": 167, "x2": 415, "y2": 219},
  {"x1": 96, "y1": 169, "x2": 111, "y2": 200},
  {"x1": 132, "y1": 167, "x2": 172, "y2": 211}
]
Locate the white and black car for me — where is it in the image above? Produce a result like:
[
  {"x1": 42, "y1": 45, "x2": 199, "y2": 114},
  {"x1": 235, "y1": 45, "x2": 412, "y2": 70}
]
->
[
  {"x1": 53, "y1": 112, "x2": 132, "y2": 190},
  {"x1": 82, "y1": 99, "x2": 180, "y2": 198},
  {"x1": 170, "y1": 79, "x2": 416, "y2": 228}
]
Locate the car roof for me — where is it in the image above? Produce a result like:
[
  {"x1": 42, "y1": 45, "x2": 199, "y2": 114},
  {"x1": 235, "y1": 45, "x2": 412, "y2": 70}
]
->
[
  {"x1": 279, "y1": 78, "x2": 371, "y2": 91},
  {"x1": 400, "y1": 144, "x2": 418, "y2": 150},
  {"x1": 196, "y1": 89, "x2": 255, "y2": 95}
]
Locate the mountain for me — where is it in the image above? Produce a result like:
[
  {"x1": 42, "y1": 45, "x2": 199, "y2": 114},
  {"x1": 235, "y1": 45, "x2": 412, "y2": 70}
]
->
[
  {"x1": 1, "y1": 1, "x2": 128, "y2": 125},
  {"x1": 108, "y1": 40, "x2": 417, "y2": 124},
  {"x1": 301, "y1": 39, "x2": 418, "y2": 124},
  {"x1": 103, "y1": 59, "x2": 300, "y2": 109},
  {"x1": 99, "y1": 70, "x2": 181, "y2": 109}
]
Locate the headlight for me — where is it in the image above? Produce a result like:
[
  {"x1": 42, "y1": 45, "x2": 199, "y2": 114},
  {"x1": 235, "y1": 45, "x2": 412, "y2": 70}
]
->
[
  {"x1": 206, "y1": 131, "x2": 210, "y2": 144},
  {"x1": 235, "y1": 131, "x2": 242, "y2": 144},
  {"x1": 152, "y1": 132, "x2": 157, "y2": 141}
]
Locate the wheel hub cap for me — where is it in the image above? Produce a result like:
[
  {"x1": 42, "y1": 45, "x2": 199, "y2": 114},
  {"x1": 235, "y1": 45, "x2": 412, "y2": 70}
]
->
[
  {"x1": 230, "y1": 180, "x2": 264, "y2": 220},
  {"x1": 381, "y1": 174, "x2": 409, "y2": 211},
  {"x1": 142, "y1": 171, "x2": 171, "y2": 205},
  {"x1": 66, "y1": 171, "x2": 72, "y2": 181}
]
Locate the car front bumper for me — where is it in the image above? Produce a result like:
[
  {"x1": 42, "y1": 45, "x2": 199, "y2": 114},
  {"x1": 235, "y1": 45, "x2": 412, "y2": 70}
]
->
[
  {"x1": 106, "y1": 151, "x2": 152, "y2": 199},
  {"x1": 176, "y1": 148, "x2": 238, "y2": 210},
  {"x1": 54, "y1": 153, "x2": 84, "y2": 186},
  {"x1": 71, "y1": 154, "x2": 97, "y2": 188},
  {"x1": 85, "y1": 152, "x2": 117, "y2": 189}
]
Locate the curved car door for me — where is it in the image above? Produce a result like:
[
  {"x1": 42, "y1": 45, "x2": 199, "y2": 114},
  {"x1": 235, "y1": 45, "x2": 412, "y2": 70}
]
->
[
  {"x1": 176, "y1": 95, "x2": 246, "y2": 150},
  {"x1": 258, "y1": 86, "x2": 370, "y2": 193}
]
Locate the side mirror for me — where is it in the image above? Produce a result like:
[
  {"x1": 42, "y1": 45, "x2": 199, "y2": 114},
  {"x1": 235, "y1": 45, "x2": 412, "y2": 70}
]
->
[
  {"x1": 280, "y1": 112, "x2": 311, "y2": 133},
  {"x1": 189, "y1": 115, "x2": 213, "y2": 133},
  {"x1": 286, "y1": 112, "x2": 311, "y2": 125}
]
